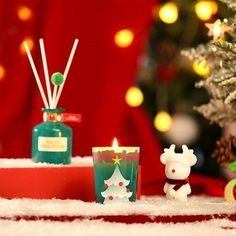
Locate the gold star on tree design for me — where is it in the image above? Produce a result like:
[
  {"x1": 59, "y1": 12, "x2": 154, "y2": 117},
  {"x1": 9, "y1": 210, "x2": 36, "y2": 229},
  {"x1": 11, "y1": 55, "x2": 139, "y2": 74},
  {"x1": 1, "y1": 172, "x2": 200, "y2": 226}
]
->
[{"x1": 112, "y1": 155, "x2": 122, "y2": 165}]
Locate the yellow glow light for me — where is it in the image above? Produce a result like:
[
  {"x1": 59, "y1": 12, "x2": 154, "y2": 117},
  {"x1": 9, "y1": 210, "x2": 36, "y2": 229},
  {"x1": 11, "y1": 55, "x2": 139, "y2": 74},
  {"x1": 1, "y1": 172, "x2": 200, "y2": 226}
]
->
[
  {"x1": 0, "y1": 65, "x2": 6, "y2": 80},
  {"x1": 195, "y1": 1, "x2": 212, "y2": 21},
  {"x1": 195, "y1": 1, "x2": 218, "y2": 21},
  {"x1": 125, "y1": 86, "x2": 144, "y2": 107},
  {"x1": 114, "y1": 29, "x2": 134, "y2": 48},
  {"x1": 17, "y1": 6, "x2": 32, "y2": 21},
  {"x1": 20, "y1": 37, "x2": 34, "y2": 54},
  {"x1": 154, "y1": 111, "x2": 172, "y2": 132},
  {"x1": 193, "y1": 59, "x2": 210, "y2": 77},
  {"x1": 159, "y1": 2, "x2": 178, "y2": 24}
]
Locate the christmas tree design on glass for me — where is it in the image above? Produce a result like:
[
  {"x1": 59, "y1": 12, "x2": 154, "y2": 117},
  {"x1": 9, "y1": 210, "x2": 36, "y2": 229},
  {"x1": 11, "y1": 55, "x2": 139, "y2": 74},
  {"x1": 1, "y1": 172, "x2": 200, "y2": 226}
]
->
[{"x1": 101, "y1": 155, "x2": 132, "y2": 203}]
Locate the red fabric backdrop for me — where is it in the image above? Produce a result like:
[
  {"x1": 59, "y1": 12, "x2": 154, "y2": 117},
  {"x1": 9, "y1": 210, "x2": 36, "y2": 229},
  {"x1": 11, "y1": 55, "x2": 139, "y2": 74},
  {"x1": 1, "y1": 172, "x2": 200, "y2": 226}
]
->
[
  {"x1": 0, "y1": 0, "x2": 226, "y2": 196},
  {"x1": 0, "y1": 0, "x2": 166, "y2": 194}
]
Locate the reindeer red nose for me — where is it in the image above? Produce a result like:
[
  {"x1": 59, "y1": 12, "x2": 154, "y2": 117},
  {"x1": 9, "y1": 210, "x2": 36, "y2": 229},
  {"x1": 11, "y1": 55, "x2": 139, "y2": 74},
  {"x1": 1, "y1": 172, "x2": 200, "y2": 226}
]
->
[{"x1": 172, "y1": 169, "x2": 175, "y2": 173}]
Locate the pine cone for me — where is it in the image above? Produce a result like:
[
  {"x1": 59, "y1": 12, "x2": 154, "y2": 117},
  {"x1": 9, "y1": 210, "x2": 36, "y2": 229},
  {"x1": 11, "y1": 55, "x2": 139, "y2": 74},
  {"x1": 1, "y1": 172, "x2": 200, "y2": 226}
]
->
[{"x1": 212, "y1": 135, "x2": 236, "y2": 167}]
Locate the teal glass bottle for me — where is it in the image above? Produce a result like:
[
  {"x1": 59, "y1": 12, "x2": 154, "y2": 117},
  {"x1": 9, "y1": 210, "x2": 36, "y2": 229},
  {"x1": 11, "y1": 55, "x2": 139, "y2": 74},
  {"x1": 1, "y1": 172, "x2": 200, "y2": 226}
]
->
[{"x1": 32, "y1": 108, "x2": 72, "y2": 164}]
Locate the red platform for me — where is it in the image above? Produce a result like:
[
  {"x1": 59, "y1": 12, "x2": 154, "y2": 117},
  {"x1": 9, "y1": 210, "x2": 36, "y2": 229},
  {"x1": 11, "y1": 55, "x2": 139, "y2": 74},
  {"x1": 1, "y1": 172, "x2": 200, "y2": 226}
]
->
[{"x1": 0, "y1": 157, "x2": 141, "y2": 201}]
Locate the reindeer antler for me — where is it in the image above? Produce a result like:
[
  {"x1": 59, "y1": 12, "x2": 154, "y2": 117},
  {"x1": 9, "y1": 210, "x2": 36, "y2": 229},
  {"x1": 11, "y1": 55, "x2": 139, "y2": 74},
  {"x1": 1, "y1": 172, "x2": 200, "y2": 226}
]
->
[
  {"x1": 161, "y1": 144, "x2": 176, "y2": 164},
  {"x1": 182, "y1": 145, "x2": 197, "y2": 166},
  {"x1": 164, "y1": 144, "x2": 176, "y2": 154},
  {"x1": 182, "y1": 145, "x2": 193, "y2": 154}
]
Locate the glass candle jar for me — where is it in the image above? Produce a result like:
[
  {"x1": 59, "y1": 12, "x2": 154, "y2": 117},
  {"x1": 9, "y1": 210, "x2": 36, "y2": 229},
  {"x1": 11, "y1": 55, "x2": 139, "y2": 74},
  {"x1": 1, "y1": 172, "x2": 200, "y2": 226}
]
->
[
  {"x1": 92, "y1": 147, "x2": 140, "y2": 204},
  {"x1": 32, "y1": 108, "x2": 72, "y2": 164}
]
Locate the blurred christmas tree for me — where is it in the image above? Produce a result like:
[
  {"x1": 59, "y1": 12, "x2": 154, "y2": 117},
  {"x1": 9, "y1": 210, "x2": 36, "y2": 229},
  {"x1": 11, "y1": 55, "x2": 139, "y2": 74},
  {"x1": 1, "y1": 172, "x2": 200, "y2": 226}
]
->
[
  {"x1": 131, "y1": 0, "x2": 234, "y2": 177},
  {"x1": 183, "y1": 0, "x2": 236, "y2": 173}
]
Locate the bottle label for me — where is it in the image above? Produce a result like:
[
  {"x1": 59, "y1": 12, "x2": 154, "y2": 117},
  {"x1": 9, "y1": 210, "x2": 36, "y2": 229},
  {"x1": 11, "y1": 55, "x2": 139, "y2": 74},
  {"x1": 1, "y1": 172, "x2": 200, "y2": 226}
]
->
[{"x1": 38, "y1": 137, "x2": 67, "y2": 152}]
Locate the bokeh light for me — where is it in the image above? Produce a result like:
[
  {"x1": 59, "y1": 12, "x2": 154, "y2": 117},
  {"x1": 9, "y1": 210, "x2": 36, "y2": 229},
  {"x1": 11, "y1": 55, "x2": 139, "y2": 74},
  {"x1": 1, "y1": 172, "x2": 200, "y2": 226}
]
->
[
  {"x1": 159, "y1": 2, "x2": 178, "y2": 24},
  {"x1": 17, "y1": 6, "x2": 32, "y2": 21},
  {"x1": 154, "y1": 111, "x2": 172, "y2": 132},
  {"x1": 125, "y1": 86, "x2": 144, "y2": 107},
  {"x1": 195, "y1": 1, "x2": 218, "y2": 21},
  {"x1": 114, "y1": 29, "x2": 134, "y2": 48},
  {"x1": 0, "y1": 65, "x2": 6, "y2": 81},
  {"x1": 20, "y1": 37, "x2": 34, "y2": 54},
  {"x1": 193, "y1": 59, "x2": 210, "y2": 77}
]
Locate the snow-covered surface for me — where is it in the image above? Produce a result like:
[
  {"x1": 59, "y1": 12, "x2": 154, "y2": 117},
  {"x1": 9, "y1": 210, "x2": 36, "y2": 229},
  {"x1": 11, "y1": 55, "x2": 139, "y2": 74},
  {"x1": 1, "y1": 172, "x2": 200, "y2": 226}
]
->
[
  {"x1": 0, "y1": 196, "x2": 235, "y2": 217},
  {"x1": 0, "y1": 219, "x2": 236, "y2": 236},
  {"x1": 0, "y1": 156, "x2": 93, "y2": 168},
  {"x1": 0, "y1": 196, "x2": 236, "y2": 236}
]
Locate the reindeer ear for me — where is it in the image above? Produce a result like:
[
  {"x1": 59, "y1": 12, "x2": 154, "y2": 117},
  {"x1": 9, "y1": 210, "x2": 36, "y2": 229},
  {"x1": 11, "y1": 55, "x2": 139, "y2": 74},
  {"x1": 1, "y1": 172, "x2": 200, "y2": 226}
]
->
[
  {"x1": 182, "y1": 145, "x2": 193, "y2": 154},
  {"x1": 187, "y1": 154, "x2": 197, "y2": 166},
  {"x1": 160, "y1": 153, "x2": 167, "y2": 164}
]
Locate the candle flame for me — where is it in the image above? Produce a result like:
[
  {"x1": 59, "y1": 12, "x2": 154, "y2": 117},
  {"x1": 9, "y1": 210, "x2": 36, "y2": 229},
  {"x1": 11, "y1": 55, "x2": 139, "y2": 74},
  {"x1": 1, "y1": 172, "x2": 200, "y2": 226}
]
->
[{"x1": 112, "y1": 137, "x2": 119, "y2": 151}]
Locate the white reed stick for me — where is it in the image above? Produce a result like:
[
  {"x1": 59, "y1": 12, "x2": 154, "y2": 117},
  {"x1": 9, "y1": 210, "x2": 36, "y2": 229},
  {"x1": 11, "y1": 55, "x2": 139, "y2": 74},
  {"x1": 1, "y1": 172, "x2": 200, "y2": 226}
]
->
[
  {"x1": 39, "y1": 39, "x2": 53, "y2": 108},
  {"x1": 24, "y1": 41, "x2": 49, "y2": 108},
  {"x1": 52, "y1": 85, "x2": 58, "y2": 109},
  {"x1": 53, "y1": 39, "x2": 79, "y2": 108}
]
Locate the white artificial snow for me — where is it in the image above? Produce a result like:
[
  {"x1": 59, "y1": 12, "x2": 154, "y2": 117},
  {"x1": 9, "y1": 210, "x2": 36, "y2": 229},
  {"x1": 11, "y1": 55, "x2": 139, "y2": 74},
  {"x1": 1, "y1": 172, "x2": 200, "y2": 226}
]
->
[
  {"x1": 0, "y1": 219, "x2": 236, "y2": 236},
  {"x1": 0, "y1": 196, "x2": 235, "y2": 218},
  {"x1": 0, "y1": 196, "x2": 235, "y2": 235},
  {"x1": 0, "y1": 156, "x2": 93, "y2": 168}
]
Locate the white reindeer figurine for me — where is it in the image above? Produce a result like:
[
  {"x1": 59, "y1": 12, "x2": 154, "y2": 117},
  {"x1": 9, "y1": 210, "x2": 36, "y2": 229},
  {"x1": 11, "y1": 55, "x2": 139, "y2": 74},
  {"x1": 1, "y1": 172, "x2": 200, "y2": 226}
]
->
[{"x1": 160, "y1": 144, "x2": 197, "y2": 201}]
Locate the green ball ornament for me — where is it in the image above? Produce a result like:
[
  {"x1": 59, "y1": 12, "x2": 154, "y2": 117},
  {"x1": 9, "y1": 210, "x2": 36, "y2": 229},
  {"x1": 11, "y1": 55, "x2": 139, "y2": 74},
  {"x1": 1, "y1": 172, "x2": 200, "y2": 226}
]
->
[{"x1": 51, "y1": 72, "x2": 64, "y2": 85}]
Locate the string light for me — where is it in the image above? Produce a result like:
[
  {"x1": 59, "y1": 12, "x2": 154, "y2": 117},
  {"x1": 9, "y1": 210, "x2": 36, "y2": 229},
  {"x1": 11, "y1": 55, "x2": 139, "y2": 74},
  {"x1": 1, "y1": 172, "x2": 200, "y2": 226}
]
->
[
  {"x1": 17, "y1": 6, "x2": 32, "y2": 21},
  {"x1": 20, "y1": 37, "x2": 34, "y2": 54},
  {"x1": 193, "y1": 59, "x2": 210, "y2": 77},
  {"x1": 154, "y1": 111, "x2": 172, "y2": 132},
  {"x1": 114, "y1": 29, "x2": 134, "y2": 48},
  {"x1": 159, "y1": 2, "x2": 178, "y2": 24},
  {"x1": 212, "y1": 24, "x2": 221, "y2": 38},
  {"x1": 212, "y1": 47, "x2": 217, "y2": 52},
  {"x1": 125, "y1": 86, "x2": 144, "y2": 107},
  {"x1": 0, "y1": 65, "x2": 6, "y2": 81},
  {"x1": 194, "y1": 1, "x2": 218, "y2": 21}
]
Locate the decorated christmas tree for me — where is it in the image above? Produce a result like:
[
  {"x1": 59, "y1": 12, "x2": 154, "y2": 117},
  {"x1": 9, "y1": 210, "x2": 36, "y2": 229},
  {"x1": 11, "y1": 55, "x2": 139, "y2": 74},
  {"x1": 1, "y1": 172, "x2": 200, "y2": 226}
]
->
[
  {"x1": 101, "y1": 156, "x2": 132, "y2": 203},
  {"x1": 132, "y1": 0, "x2": 233, "y2": 176},
  {"x1": 182, "y1": 0, "x2": 236, "y2": 172}
]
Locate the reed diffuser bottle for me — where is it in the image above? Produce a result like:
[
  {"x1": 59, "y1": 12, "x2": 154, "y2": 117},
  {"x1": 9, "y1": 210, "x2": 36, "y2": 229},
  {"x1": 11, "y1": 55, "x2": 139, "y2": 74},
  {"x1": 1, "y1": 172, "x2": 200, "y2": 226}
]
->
[
  {"x1": 32, "y1": 108, "x2": 72, "y2": 164},
  {"x1": 24, "y1": 38, "x2": 79, "y2": 164}
]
